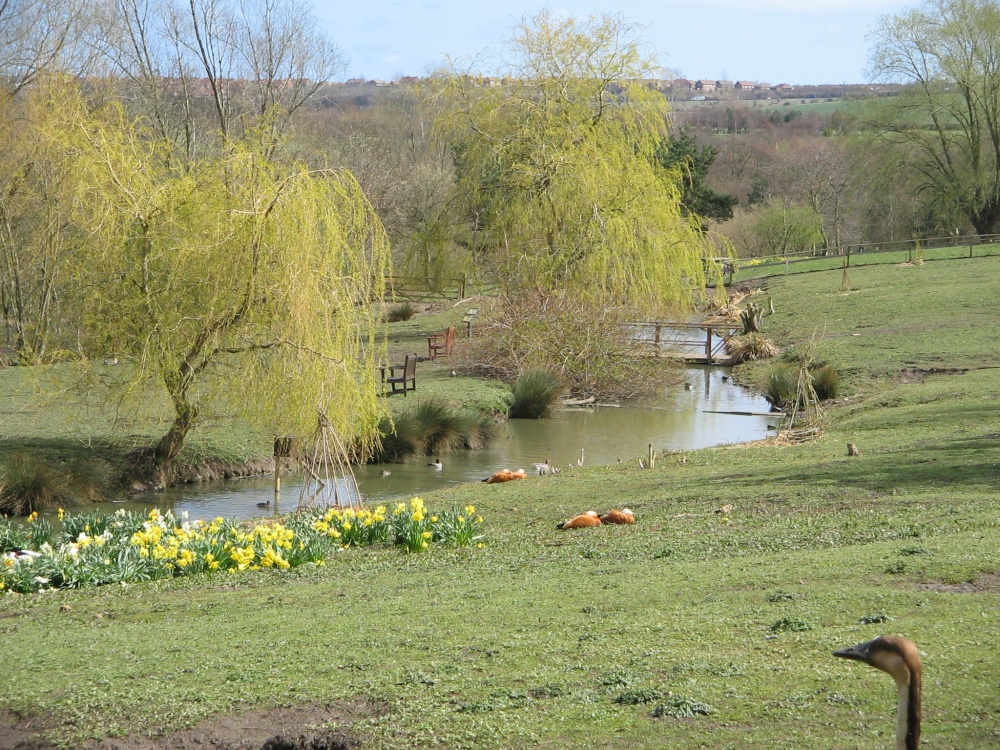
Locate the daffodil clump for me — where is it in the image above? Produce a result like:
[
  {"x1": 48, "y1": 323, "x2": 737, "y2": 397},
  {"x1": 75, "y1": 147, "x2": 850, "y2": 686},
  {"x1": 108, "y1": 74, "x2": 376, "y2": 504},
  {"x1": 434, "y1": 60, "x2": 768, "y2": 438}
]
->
[{"x1": 0, "y1": 499, "x2": 486, "y2": 594}]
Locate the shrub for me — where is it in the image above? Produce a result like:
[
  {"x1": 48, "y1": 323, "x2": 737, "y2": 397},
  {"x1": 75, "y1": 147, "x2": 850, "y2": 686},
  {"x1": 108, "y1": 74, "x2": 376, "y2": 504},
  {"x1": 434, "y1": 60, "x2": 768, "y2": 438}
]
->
[
  {"x1": 458, "y1": 292, "x2": 666, "y2": 401},
  {"x1": 367, "y1": 399, "x2": 497, "y2": 463},
  {"x1": 0, "y1": 453, "x2": 70, "y2": 516},
  {"x1": 810, "y1": 364, "x2": 840, "y2": 401},
  {"x1": 385, "y1": 301, "x2": 417, "y2": 322},
  {"x1": 764, "y1": 363, "x2": 799, "y2": 408},
  {"x1": 726, "y1": 332, "x2": 780, "y2": 364},
  {"x1": 508, "y1": 368, "x2": 567, "y2": 419}
]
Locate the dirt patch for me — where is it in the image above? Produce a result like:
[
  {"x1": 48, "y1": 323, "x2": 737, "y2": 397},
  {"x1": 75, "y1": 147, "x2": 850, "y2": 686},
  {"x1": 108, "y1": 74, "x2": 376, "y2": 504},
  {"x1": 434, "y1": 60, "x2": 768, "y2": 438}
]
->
[
  {"x1": 895, "y1": 366, "x2": 970, "y2": 384},
  {"x1": 915, "y1": 572, "x2": 1000, "y2": 594},
  {"x1": 0, "y1": 701, "x2": 380, "y2": 750}
]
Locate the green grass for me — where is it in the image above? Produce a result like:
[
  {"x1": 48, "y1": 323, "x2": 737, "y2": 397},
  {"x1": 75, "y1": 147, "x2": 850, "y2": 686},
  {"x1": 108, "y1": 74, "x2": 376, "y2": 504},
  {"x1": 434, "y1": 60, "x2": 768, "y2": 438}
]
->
[
  {"x1": 2, "y1": 263, "x2": 1000, "y2": 748},
  {"x1": 732, "y1": 242, "x2": 1000, "y2": 283}
]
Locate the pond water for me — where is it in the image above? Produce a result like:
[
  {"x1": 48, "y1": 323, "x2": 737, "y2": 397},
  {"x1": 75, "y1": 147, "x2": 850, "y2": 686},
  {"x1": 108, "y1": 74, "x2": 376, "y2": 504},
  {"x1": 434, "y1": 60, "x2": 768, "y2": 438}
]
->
[{"x1": 91, "y1": 367, "x2": 777, "y2": 521}]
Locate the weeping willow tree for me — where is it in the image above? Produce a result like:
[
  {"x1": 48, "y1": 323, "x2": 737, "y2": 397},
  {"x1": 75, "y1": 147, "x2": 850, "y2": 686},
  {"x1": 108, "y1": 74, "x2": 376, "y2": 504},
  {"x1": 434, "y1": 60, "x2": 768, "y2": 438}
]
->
[
  {"x1": 436, "y1": 11, "x2": 717, "y2": 313},
  {"x1": 42, "y1": 84, "x2": 390, "y2": 463}
]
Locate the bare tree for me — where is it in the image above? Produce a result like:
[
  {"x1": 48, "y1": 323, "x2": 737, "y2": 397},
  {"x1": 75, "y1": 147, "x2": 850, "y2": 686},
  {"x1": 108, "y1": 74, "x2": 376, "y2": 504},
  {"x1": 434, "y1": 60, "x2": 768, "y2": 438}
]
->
[
  {"x1": 93, "y1": 0, "x2": 346, "y2": 155},
  {"x1": 0, "y1": 0, "x2": 94, "y2": 94}
]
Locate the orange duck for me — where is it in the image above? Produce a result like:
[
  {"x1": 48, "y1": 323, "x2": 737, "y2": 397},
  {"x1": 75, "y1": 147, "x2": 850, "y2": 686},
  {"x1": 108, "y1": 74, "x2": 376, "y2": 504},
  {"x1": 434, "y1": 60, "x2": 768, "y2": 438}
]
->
[
  {"x1": 556, "y1": 511, "x2": 602, "y2": 529},
  {"x1": 484, "y1": 468, "x2": 528, "y2": 484},
  {"x1": 599, "y1": 508, "x2": 635, "y2": 525}
]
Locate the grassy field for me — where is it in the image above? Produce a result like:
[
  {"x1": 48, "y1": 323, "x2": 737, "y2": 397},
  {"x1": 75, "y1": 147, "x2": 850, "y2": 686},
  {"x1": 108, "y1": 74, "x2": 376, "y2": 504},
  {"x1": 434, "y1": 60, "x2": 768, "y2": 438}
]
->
[{"x1": 1, "y1": 262, "x2": 999, "y2": 749}]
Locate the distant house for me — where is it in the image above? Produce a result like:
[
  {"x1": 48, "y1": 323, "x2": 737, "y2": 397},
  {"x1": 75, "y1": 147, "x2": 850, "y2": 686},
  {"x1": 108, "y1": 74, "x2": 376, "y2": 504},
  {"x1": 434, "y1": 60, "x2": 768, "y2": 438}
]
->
[
  {"x1": 772, "y1": 83, "x2": 794, "y2": 93},
  {"x1": 735, "y1": 81, "x2": 756, "y2": 91},
  {"x1": 755, "y1": 82, "x2": 771, "y2": 91},
  {"x1": 345, "y1": 78, "x2": 366, "y2": 87},
  {"x1": 696, "y1": 79, "x2": 716, "y2": 92},
  {"x1": 397, "y1": 76, "x2": 419, "y2": 85},
  {"x1": 716, "y1": 80, "x2": 734, "y2": 90},
  {"x1": 671, "y1": 78, "x2": 694, "y2": 91}
]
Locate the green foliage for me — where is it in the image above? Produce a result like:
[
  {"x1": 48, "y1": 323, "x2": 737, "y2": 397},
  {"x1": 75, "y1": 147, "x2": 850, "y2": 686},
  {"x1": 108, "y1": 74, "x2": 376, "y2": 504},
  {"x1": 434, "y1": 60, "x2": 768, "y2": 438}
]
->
[
  {"x1": 810, "y1": 364, "x2": 840, "y2": 401},
  {"x1": 3, "y1": 260, "x2": 1000, "y2": 749},
  {"x1": 508, "y1": 369, "x2": 567, "y2": 419},
  {"x1": 865, "y1": 0, "x2": 1000, "y2": 234},
  {"x1": 859, "y1": 613, "x2": 893, "y2": 624},
  {"x1": 763, "y1": 362, "x2": 839, "y2": 407},
  {"x1": 749, "y1": 199, "x2": 825, "y2": 256},
  {"x1": 770, "y1": 617, "x2": 815, "y2": 632},
  {"x1": 615, "y1": 688, "x2": 665, "y2": 705},
  {"x1": 436, "y1": 11, "x2": 712, "y2": 312},
  {"x1": 369, "y1": 399, "x2": 497, "y2": 463},
  {"x1": 650, "y1": 696, "x2": 713, "y2": 718},
  {"x1": 764, "y1": 363, "x2": 799, "y2": 408},
  {"x1": 39, "y1": 79, "x2": 392, "y2": 463},
  {"x1": 656, "y1": 128, "x2": 737, "y2": 225}
]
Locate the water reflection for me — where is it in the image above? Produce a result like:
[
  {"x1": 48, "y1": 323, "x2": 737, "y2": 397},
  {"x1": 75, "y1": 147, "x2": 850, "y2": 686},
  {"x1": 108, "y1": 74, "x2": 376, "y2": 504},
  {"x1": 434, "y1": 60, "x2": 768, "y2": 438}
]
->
[{"x1": 96, "y1": 367, "x2": 776, "y2": 521}]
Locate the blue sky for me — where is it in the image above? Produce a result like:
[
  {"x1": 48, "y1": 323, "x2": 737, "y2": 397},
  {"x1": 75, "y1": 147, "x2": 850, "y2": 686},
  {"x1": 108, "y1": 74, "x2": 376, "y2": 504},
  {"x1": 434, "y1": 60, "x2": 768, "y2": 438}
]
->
[{"x1": 312, "y1": 0, "x2": 915, "y2": 84}]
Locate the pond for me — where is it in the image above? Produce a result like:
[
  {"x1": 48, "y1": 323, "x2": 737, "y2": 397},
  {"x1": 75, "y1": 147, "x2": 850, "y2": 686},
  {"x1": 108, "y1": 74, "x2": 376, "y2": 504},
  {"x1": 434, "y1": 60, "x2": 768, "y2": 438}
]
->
[{"x1": 92, "y1": 367, "x2": 777, "y2": 521}]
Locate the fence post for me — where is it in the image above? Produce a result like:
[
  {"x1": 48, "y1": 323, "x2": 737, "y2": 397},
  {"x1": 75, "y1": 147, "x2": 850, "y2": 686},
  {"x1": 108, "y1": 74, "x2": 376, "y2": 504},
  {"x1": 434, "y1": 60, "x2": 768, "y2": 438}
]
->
[
  {"x1": 846, "y1": 245, "x2": 851, "y2": 268},
  {"x1": 705, "y1": 327, "x2": 713, "y2": 364},
  {"x1": 460, "y1": 274, "x2": 466, "y2": 299}
]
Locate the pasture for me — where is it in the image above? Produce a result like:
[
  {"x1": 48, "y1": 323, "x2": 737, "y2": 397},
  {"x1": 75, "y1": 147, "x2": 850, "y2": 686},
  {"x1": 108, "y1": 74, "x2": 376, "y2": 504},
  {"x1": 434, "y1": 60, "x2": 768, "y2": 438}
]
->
[{"x1": 1, "y1": 259, "x2": 999, "y2": 749}]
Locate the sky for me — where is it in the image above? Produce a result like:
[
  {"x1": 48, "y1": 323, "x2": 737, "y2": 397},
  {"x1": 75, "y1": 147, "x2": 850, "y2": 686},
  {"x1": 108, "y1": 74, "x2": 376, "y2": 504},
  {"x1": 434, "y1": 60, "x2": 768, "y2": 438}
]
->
[{"x1": 312, "y1": 0, "x2": 916, "y2": 85}]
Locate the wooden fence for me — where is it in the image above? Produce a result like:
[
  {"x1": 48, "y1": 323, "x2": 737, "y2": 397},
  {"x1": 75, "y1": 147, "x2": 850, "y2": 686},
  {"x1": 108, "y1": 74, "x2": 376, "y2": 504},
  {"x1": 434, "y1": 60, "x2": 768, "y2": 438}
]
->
[
  {"x1": 386, "y1": 275, "x2": 466, "y2": 301},
  {"x1": 723, "y1": 233, "x2": 1000, "y2": 284}
]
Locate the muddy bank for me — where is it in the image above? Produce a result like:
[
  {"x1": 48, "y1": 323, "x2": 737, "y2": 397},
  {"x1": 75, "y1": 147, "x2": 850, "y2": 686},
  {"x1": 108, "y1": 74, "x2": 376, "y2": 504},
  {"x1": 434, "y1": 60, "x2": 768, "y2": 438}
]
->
[
  {"x1": 129, "y1": 456, "x2": 290, "y2": 493},
  {"x1": 0, "y1": 701, "x2": 380, "y2": 750}
]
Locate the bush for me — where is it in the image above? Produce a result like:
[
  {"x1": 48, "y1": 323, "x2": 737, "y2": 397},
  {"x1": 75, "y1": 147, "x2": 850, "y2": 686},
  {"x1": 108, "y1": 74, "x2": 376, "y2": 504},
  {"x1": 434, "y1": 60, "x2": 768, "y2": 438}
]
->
[
  {"x1": 0, "y1": 450, "x2": 112, "y2": 517},
  {"x1": 368, "y1": 399, "x2": 497, "y2": 463},
  {"x1": 0, "y1": 453, "x2": 70, "y2": 516},
  {"x1": 508, "y1": 368, "x2": 567, "y2": 419},
  {"x1": 385, "y1": 302, "x2": 417, "y2": 322},
  {"x1": 725, "y1": 332, "x2": 779, "y2": 364},
  {"x1": 811, "y1": 364, "x2": 840, "y2": 401},
  {"x1": 764, "y1": 363, "x2": 799, "y2": 408},
  {"x1": 763, "y1": 362, "x2": 840, "y2": 407},
  {"x1": 458, "y1": 292, "x2": 666, "y2": 401}
]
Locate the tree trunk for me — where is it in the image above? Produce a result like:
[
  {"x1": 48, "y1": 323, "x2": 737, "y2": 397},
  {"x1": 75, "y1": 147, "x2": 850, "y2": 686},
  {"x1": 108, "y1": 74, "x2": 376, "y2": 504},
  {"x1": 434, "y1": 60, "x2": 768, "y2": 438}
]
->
[
  {"x1": 154, "y1": 396, "x2": 198, "y2": 462},
  {"x1": 970, "y1": 198, "x2": 1000, "y2": 237}
]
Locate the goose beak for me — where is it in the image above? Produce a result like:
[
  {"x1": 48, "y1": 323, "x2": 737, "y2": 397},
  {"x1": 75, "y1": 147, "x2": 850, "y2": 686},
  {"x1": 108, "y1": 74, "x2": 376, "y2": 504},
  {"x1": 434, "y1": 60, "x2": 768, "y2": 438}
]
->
[{"x1": 833, "y1": 639, "x2": 875, "y2": 662}]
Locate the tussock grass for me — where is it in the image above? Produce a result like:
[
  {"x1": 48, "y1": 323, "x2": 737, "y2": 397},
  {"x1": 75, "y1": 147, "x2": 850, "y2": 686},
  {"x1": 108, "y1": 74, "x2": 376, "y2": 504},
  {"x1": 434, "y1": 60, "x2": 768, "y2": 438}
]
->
[
  {"x1": 369, "y1": 398, "x2": 497, "y2": 463},
  {"x1": 507, "y1": 368, "x2": 567, "y2": 419},
  {"x1": 725, "y1": 332, "x2": 780, "y2": 363}
]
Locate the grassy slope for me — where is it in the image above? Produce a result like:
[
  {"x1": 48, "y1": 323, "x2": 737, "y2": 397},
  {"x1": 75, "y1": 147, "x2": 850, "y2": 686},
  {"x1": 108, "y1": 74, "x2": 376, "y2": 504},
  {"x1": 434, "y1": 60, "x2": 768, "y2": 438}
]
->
[{"x1": 2, "y1": 261, "x2": 1000, "y2": 749}]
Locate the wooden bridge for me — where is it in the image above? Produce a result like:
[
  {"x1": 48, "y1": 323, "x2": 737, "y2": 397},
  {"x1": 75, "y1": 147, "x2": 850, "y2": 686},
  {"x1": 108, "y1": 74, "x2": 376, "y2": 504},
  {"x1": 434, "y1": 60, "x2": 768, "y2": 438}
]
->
[{"x1": 628, "y1": 322, "x2": 739, "y2": 364}]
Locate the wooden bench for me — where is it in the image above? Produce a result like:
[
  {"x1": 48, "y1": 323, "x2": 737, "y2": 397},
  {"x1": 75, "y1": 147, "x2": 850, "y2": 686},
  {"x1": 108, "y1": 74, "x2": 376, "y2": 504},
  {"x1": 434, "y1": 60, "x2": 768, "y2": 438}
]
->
[
  {"x1": 384, "y1": 354, "x2": 417, "y2": 396},
  {"x1": 462, "y1": 308, "x2": 479, "y2": 338},
  {"x1": 427, "y1": 326, "x2": 456, "y2": 359}
]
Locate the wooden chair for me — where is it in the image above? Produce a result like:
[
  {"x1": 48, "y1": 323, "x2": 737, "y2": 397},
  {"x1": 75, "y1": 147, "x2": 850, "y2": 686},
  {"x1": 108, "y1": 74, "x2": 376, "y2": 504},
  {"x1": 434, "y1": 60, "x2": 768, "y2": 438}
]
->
[
  {"x1": 385, "y1": 354, "x2": 417, "y2": 396},
  {"x1": 427, "y1": 326, "x2": 456, "y2": 359}
]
